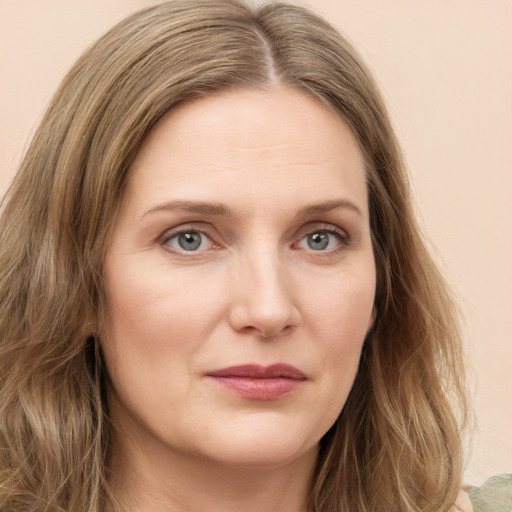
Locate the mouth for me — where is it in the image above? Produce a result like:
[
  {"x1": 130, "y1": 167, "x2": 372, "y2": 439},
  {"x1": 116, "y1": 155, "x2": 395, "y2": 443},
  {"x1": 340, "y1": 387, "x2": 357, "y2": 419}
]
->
[{"x1": 205, "y1": 364, "x2": 306, "y2": 401}]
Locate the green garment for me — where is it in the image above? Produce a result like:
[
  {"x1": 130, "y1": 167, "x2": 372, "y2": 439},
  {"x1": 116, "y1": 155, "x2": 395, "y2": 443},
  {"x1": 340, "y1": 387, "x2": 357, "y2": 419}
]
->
[{"x1": 467, "y1": 474, "x2": 512, "y2": 512}]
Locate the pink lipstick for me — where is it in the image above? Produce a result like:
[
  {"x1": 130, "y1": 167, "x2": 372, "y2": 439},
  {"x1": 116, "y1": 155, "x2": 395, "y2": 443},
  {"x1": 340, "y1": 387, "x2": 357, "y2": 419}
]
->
[{"x1": 206, "y1": 364, "x2": 306, "y2": 400}]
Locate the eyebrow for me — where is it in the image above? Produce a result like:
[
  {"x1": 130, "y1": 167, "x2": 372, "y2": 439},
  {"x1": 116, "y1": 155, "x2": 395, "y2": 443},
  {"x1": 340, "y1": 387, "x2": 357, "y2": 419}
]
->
[
  {"x1": 296, "y1": 199, "x2": 364, "y2": 218},
  {"x1": 143, "y1": 200, "x2": 232, "y2": 218},
  {"x1": 142, "y1": 198, "x2": 363, "y2": 219}
]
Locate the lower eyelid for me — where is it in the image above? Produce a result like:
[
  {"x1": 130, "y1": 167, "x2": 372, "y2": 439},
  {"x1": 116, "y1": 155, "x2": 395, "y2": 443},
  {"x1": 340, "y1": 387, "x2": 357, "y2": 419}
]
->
[
  {"x1": 295, "y1": 229, "x2": 349, "y2": 251},
  {"x1": 159, "y1": 225, "x2": 350, "y2": 252},
  {"x1": 161, "y1": 229, "x2": 214, "y2": 250}
]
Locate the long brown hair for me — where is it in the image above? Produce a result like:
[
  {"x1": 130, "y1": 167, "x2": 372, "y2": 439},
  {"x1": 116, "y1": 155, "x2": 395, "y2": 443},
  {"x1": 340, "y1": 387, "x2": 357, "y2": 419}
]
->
[{"x1": 0, "y1": 1, "x2": 467, "y2": 510}]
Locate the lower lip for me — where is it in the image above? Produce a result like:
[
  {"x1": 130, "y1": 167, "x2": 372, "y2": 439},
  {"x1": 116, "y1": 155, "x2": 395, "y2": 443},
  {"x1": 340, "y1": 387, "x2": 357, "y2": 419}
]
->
[{"x1": 208, "y1": 376, "x2": 304, "y2": 400}]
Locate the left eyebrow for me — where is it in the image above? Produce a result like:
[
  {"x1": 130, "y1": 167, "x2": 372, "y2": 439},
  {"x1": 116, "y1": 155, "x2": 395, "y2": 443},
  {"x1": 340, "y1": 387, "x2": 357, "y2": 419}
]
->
[{"x1": 296, "y1": 199, "x2": 364, "y2": 218}]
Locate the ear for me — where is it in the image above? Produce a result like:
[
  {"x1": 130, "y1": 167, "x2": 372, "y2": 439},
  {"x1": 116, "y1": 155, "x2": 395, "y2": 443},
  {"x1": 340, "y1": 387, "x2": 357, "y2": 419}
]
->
[
  {"x1": 80, "y1": 308, "x2": 99, "y2": 338},
  {"x1": 80, "y1": 321, "x2": 96, "y2": 339}
]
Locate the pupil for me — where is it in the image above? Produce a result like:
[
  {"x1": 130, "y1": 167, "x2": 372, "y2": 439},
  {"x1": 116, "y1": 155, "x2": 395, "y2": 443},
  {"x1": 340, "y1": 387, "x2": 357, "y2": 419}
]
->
[
  {"x1": 308, "y1": 232, "x2": 329, "y2": 250},
  {"x1": 178, "y1": 232, "x2": 201, "y2": 250}
]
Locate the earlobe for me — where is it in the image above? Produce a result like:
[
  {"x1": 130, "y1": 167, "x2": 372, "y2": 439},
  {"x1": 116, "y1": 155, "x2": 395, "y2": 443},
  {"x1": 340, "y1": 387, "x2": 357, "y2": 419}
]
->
[{"x1": 82, "y1": 317, "x2": 98, "y2": 339}]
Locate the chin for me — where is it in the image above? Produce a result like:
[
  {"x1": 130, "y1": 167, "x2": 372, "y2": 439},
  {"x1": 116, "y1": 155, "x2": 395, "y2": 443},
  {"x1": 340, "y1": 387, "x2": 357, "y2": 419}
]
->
[
  {"x1": 214, "y1": 446, "x2": 317, "y2": 471},
  {"x1": 194, "y1": 427, "x2": 320, "y2": 470}
]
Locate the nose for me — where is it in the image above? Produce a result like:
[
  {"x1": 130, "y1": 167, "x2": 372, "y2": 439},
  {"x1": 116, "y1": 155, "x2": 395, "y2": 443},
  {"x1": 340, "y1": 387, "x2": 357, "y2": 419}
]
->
[{"x1": 228, "y1": 247, "x2": 300, "y2": 339}]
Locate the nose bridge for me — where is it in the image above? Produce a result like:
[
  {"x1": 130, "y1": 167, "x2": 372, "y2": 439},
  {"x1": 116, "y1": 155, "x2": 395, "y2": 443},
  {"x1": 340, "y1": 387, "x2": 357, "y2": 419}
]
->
[{"x1": 229, "y1": 238, "x2": 297, "y2": 337}]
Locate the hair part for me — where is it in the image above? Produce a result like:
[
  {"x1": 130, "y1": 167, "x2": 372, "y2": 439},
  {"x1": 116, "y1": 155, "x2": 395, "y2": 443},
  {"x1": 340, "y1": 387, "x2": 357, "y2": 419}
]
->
[{"x1": 0, "y1": 1, "x2": 468, "y2": 511}]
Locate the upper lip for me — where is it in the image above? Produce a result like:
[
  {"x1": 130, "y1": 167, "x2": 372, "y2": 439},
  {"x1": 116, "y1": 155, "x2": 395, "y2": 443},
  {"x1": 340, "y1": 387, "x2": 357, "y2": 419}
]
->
[{"x1": 206, "y1": 364, "x2": 306, "y2": 380}]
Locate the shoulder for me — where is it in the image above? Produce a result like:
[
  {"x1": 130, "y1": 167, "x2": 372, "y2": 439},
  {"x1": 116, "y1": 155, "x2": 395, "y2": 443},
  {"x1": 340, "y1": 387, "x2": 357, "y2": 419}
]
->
[
  {"x1": 452, "y1": 488, "x2": 474, "y2": 512},
  {"x1": 464, "y1": 474, "x2": 512, "y2": 512}
]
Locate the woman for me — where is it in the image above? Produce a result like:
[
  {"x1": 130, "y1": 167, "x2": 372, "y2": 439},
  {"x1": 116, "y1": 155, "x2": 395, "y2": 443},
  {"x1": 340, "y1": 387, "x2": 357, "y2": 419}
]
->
[{"x1": 0, "y1": 1, "x2": 480, "y2": 510}]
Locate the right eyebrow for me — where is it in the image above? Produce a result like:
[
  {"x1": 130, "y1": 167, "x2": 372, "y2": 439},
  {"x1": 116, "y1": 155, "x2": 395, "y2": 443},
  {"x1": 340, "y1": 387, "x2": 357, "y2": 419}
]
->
[{"x1": 142, "y1": 200, "x2": 232, "y2": 218}]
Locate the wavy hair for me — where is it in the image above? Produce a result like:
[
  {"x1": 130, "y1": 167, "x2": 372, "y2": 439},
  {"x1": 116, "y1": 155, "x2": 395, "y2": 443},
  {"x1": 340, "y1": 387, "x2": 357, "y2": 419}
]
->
[{"x1": 0, "y1": 1, "x2": 467, "y2": 510}]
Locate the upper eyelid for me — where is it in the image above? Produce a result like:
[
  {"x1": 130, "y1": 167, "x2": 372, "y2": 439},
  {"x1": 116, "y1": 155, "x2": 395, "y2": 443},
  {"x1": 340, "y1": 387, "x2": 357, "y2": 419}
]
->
[
  {"x1": 159, "y1": 228, "x2": 218, "y2": 255},
  {"x1": 294, "y1": 222, "x2": 349, "y2": 240},
  {"x1": 159, "y1": 223, "x2": 216, "y2": 241},
  {"x1": 157, "y1": 220, "x2": 350, "y2": 247}
]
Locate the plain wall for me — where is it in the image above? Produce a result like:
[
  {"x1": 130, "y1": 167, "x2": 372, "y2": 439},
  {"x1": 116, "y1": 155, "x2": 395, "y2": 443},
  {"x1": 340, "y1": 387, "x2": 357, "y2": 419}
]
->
[{"x1": 0, "y1": 0, "x2": 511, "y2": 485}]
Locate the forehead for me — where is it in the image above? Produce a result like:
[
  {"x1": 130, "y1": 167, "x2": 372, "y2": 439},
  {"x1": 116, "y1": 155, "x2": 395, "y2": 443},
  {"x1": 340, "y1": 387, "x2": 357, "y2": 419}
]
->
[{"x1": 123, "y1": 87, "x2": 368, "y2": 216}]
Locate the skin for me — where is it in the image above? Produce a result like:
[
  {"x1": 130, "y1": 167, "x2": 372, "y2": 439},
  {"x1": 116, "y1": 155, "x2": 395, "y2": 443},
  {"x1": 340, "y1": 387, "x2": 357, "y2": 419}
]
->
[{"x1": 101, "y1": 87, "x2": 376, "y2": 512}]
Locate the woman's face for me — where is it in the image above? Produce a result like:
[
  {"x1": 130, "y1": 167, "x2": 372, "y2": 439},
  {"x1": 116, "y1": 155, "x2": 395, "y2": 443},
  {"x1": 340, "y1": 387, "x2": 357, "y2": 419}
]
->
[{"x1": 101, "y1": 87, "x2": 376, "y2": 470}]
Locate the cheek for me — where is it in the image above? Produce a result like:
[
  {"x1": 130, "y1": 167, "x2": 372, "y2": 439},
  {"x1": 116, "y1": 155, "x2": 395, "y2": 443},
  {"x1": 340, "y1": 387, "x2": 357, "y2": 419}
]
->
[
  {"x1": 99, "y1": 262, "x2": 232, "y2": 430},
  {"x1": 100, "y1": 264, "x2": 204, "y2": 391},
  {"x1": 103, "y1": 262, "x2": 225, "y2": 344},
  {"x1": 303, "y1": 264, "x2": 375, "y2": 340},
  {"x1": 301, "y1": 266, "x2": 375, "y2": 397}
]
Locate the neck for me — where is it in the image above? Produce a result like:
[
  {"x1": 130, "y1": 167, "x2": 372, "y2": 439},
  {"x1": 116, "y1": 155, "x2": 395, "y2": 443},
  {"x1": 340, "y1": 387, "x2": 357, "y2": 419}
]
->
[{"x1": 108, "y1": 428, "x2": 317, "y2": 512}]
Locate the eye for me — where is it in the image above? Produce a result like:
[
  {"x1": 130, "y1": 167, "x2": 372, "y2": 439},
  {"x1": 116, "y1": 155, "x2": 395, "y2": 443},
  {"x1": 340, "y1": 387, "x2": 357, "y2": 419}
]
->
[
  {"x1": 165, "y1": 230, "x2": 213, "y2": 252},
  {"x1": 297, "y1": 229, "x2": 346, "y2": 251}
]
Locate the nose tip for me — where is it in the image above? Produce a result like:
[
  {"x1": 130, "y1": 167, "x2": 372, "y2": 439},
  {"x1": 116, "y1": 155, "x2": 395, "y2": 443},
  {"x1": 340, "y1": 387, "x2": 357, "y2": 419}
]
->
[
  {"x1": 228, "y1": 257, "x2": 299, "y2": 339},
  {"x1": 230, "y1": 307, "x2": 298, "y2": 340}
]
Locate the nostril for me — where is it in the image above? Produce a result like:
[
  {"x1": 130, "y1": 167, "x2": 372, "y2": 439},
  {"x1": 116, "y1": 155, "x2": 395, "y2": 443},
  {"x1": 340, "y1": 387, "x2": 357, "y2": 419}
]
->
[
  {"x1": 261, "y1": 324, "x2": 295, "y2": 339},
  {"x1": 238, "y1": 323, "x2": 295, "y2": 339}
]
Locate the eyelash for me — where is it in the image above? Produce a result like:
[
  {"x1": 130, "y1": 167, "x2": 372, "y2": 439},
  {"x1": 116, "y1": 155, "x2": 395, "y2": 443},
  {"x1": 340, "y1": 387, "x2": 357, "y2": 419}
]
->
[
  {"x1": 159, "y1": 223, "x2": 351, "y2": 255},
  {"x1": 297, "y1": 225, "x2": 350, "y2": 250},
  {"x1": 159, "y1": 225, "x2": 218, "y2": 254}
]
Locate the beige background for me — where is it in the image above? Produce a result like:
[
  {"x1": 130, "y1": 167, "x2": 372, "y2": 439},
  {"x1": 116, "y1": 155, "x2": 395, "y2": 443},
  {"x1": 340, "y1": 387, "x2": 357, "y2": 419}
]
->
[{"x1": 0, "y1": 0, "x2": 510, "y2": 485}]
